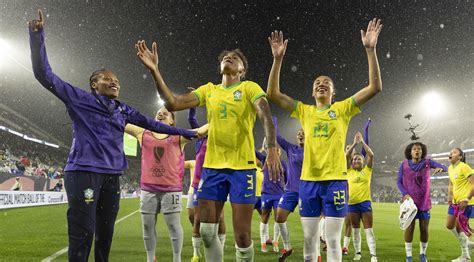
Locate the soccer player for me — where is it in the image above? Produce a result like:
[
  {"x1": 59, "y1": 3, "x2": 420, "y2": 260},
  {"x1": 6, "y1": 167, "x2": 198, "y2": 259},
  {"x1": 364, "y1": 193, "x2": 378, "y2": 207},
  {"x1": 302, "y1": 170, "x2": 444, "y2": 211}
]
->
[
  {"x1": 254, "y1": 163, "x2": 265, "y2": 216},
  {"x1": 256, "y1": 148, "x2": 287, "y2": 254},
  {"x1": 397, "y1": 142, "x2": 447, "y2": 262},
  {"x1": 135, "y1": 40, "x2": 282, "y2": 262},
  {"x1": 185, "y1": 159, "x2": 197, "y2": 225},
  {"x1": 186, "y1": 107, "x2": 226, "y2": 262},
  {"x1": 125, "y1": 107, "x2": 201, "y2": 262},
  {"x1": 266, "y1": 18, "x2": 383, "y2": 262},
  {"x1": 346, "y1": 132, "x2": 377, "y2": 261},
  {"x1": 271, "y1": 117, "x2": 304, "y2": 261},
  {"x1": 28, "y1": 10, "x2": 197, "y2": 262},
  {"x1": 446, "y1": 148, "x2": 474, "y2": 262}
]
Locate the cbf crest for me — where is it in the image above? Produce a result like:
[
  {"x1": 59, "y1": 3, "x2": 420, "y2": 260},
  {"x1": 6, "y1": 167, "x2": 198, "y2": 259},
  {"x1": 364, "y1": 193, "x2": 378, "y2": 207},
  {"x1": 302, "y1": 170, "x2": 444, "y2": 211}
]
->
[
  {"x1": 328, "y1": 110, "x2": 337, "y2": 119},
  {"x1": 84, "y1": 188, "x2": 94, "y2": 203},
  {"x1": 233, "y1": 90, "x2": 242, "y2": 101}
]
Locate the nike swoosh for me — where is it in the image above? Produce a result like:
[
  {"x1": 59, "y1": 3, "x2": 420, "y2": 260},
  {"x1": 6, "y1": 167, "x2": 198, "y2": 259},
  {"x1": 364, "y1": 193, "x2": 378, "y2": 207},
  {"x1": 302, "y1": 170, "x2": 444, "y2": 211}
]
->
[
  {"x1": 336, "y1": 206, "x2": 345, "y2": 211},
  {"x1": 245, "y1": 194, "x2": 254, "y2": 198}
]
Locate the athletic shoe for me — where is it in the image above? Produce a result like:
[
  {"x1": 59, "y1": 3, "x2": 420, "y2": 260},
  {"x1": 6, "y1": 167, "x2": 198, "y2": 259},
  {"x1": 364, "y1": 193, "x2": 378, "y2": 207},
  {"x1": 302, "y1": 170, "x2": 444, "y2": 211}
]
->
[
  {"x1": 451, "y1": 257, "x2": 471, "y2": 262},
  {"x1": 342, "y1": 247, "x2": 349, "y2": 255},
  {"x1": 353, "y1": 252, "x2": 362, "y2": 261},
  {"x1": 371, "y1": 256, "x2": 378, "y2": 262},
  {"x1": 420, "y1": 254, "x2": 428, "y2": 262},
  {"x1": 191, "y1": 256, "x2": 200, "y2": 262},
  {"x1": 273, "y1": 241, "x2": 279, "y2": 252},
  {"x1": 318, "y1": 255, "x2": 322, "y2": 262},
  {"x1": 266, "y1": 239, "x2": 273, "y2": 245},
  {"x1": 261, "y1": 243, "x2": 268, "y2": 253},
  {"x1": 278, "y1": 249, "x2": 293, "y2": 262},
  {"x1": 406, "y1": 257, "x2": 413, "y2": 262},
  {"x1": 154, "y1": 257, "x2": 157, "y2": 262}
]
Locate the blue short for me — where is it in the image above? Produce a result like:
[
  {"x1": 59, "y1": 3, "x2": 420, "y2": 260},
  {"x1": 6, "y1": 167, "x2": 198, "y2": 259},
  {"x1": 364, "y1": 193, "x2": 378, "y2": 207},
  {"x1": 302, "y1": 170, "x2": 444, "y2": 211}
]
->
[
  {"x1": 348, "y1": 200, "x2": 372, "y2": 213},
  {"x1": 278, "y1": 191, "x2": 299, "y2": 212},
  {"x1": 254, "y1": 196, "x2": 262, "y2": 210},
  {"x1": 448, "y1": 205, "x2": 474, "y2": 218},
  {"x1": 414, "y1": 210, "x2": 431, "y2": 220},
  {"x1": 261, "y1": 193, "x2": 282, "y2": 210},
  {"x1": 299, "y1": 180, "x2": 348, "y2": 217},
  {"x1": 197, "y1": 168, "x2": 256, "y2": 204}
]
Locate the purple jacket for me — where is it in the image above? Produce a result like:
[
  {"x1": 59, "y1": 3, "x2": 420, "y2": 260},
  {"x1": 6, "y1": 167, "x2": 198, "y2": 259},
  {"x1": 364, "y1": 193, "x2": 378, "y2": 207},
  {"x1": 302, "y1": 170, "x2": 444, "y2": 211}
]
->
[{"x1": 30, "y1": 28, "x2": 196, "y2": 174}]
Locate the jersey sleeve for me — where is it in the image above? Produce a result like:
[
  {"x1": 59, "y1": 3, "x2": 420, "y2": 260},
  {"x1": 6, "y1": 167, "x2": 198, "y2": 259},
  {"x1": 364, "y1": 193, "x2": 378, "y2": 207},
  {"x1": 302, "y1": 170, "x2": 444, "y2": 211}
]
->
[
  {"x1": 338, "y1": 96, "x2": 361, "y2": 119},
  {"x1": 192, "y1": 82, "x2": 213, "y2": 106},
  {"x1": 246, "y1": 81, "x2": 267, "y2": 103}
]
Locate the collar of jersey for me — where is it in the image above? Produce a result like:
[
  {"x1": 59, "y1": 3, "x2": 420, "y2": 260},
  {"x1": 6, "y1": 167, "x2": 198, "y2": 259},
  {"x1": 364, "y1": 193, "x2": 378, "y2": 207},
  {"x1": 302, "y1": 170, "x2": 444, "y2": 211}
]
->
[
  {"x1": 219, "y1": 81, "x2": 242, "y2": 90},
  {"x1": 315, "y1": 104, "x2": 331, "y2": 112}
]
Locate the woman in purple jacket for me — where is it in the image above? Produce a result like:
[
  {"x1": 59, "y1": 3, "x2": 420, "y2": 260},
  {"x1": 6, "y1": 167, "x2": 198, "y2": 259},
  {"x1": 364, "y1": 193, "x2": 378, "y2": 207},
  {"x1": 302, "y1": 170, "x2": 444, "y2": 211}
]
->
[
  {"x1": 28, "y1": 10, "x2": 197, "y2": 262},
  {"x1": 397, "y1": 142, "x2": 447, "y2": 262}
]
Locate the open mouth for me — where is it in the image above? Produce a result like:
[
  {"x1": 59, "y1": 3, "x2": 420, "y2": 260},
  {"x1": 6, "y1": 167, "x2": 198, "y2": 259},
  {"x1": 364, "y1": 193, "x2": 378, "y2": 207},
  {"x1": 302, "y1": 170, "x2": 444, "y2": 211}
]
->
[{"x1": 109, "y1": 86, "x2": 119, "y2": 91}]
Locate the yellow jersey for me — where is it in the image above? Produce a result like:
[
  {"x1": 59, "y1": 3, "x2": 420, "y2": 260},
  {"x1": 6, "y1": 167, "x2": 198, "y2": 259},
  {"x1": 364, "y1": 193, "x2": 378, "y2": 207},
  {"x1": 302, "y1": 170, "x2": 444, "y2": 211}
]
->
[
  {"x1": 347, "y1": 166, "x2": 372, "y2": 204},
  {"x1": 192, "y1": 81, "x2": 266, "y2": 170},
  {"x1": 291, "y1": 97, "x2": 360, "y2": 181},
  {"x1": 256, "y1": 167, "x2": 264, "y2": 197},
  {"x1": 449, "y1": 162, "x2": 474, "y2": 205}
]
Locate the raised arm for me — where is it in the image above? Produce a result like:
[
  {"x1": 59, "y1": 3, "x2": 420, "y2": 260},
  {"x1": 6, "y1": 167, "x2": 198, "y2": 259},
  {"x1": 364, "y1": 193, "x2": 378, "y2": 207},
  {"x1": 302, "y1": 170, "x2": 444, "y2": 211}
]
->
[
  {"x1": 125, "y1": 105, "x2": 197, "y2": 140},
  {"x1": 353, "y1": 18, "x2": 383, "y2": 107},
  {"x1": 29, "y1": 9, "x2": 84, "y2": 103},
  {"x1": 135, "y1": 40, "x2": 199, "y2": 111},
  {"x1": 254, "y1": 97, "x2": 283, "y2": 181},
  {"x1": 272, "y1": 116, "x2": 291, "y2": 152},
  {"x1": 266, "y1": 31, "x2": 296, "y2": 112},
  {"x1": 361, "y1": 137, "x2": 374, "y2": 168},
  {"x1": 346, "y1": 132, "x2": 361, "y2": 169}
]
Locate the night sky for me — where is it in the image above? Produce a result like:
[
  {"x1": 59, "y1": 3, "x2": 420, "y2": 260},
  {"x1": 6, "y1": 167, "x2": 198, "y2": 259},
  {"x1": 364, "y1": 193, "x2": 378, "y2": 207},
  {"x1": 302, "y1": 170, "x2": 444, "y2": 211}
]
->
[{"x1": 0, "y1": 0, "x2": 473, "y2": 174}]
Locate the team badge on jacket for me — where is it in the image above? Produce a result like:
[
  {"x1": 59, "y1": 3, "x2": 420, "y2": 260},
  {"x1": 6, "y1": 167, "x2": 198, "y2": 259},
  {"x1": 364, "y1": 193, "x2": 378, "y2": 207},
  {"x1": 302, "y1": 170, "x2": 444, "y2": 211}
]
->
[
  {"x1": 84, "y1": 188, "x2": 94, "y2": 203},
  {"x1": 328, "y1": 110, "x2": 337, "y2": 119}
]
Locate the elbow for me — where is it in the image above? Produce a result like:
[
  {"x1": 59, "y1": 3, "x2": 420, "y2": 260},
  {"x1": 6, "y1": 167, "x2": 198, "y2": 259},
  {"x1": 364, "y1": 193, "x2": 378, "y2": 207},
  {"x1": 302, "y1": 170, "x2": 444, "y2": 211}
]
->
[{"x1": 164, "y1": 100, "x2": 177, "y2": 111}]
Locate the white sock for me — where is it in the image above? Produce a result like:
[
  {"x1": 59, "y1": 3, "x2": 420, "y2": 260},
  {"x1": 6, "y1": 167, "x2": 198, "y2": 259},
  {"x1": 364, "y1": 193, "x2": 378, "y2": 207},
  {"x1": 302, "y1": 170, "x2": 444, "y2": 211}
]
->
[
  {"x1": 451, "y1": 228, "x2": 470, "y2": 258},
  {"x1": 260, "y1": 222, "x2": 269, "y2": 244},
  {"x1": 278, "y1": 222, "x2": 291, "y2": 250},
  {"x1": 420, "y1": 242, "x2": 428, "y2": 255},
  {"x1": 460, "y1": 232, "x2": 470, "y2": 258},
  {"x1": 235, "y1": 241, "x2": 254, "y2": 262},
  {"x1": 141, "y1": 213, "x2": 157, "y2": 262},
  {"x1": 192, "y1": 236, "x2": 201, "y2": 257},
  {"x1": 164, "y1": 212, "x2": 183, "y2": 262},
  {"x1": 353, "y1": 228, "x2": 361, "y2": 253},
  {"x1": 405, "y1": 242, "x2": 412, "y2": 257},
  {"x1": 200, "y1": 223, "x2": 222, "y2": 261},
  {"x1": 325, "y1": 217, "x2": 344, "y2": 262},
  {"x1": 301, "y1": 217, "x2": 320, "y2": 261},
  {"x1": 218, "y1": 234, "x2": 226, "y2": 250},
  {"x1": 273, "y1": 222, "x2": 281, "y2": 244},
  {"x1": 343, "y1": 236, "x2": 351, "y2": 249},
  {"x1": 364, "y1": 228, "x2": 376, "y2": 256},
  {"x1": 316, "y1": 220, "x2": 321, "y2": 256},
  {"x1": 319, "y1": 217, "x2": 326, "y2": 242}
]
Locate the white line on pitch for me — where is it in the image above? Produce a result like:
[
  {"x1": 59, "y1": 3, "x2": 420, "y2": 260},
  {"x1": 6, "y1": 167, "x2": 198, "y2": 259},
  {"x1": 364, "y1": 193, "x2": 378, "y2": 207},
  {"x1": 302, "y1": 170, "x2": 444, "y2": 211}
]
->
[{"x1": 42, "y1": 209, "x2": 139, "y2": 262}]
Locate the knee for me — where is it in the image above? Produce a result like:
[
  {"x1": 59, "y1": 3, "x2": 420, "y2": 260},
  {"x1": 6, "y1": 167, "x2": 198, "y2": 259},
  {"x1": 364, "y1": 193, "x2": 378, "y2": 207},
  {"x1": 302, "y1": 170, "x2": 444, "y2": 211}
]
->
[
  {"x1": 234, "y1": 232, "x2": 251, "y2": 247},
  {"x1": 200, "y1": 223, "x2": 217, "y2": 245}
]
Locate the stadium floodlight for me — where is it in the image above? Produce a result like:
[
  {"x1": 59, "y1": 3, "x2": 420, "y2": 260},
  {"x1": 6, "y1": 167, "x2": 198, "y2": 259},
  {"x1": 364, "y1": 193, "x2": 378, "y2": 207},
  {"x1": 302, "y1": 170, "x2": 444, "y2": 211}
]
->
[
  {"x1": 0, "y1": 125, "x2": 6, "y2": 131},
  {"x1": 430, "y1": 148, "x2": 474, "y2": 157},
  {"x1": 421, "y1": 91, "x2": 444, "y2": 117}
]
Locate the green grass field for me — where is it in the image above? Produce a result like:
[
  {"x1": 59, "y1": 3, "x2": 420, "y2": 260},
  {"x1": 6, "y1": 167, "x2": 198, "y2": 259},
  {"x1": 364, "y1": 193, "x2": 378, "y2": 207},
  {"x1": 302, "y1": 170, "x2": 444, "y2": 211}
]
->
[{"x1": 0, "y1": 198, "x2": 465, "y2": 261}]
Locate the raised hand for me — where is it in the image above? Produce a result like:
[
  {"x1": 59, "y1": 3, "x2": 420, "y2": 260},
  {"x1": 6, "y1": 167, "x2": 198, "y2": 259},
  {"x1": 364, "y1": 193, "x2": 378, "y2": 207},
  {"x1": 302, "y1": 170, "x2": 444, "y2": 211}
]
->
[
  {"x1": 354, "y1": 132, "x2": 363, "y2": 144},
  {"x1": 432, "y1": 167, "x2": 444, "y2": 174},
  {"x1": 268, "y1": 31, "x2": 288, "y2": 60},
  {"x1": 135, "y1": 40, "x2": 159, "y2": 71},
  {"x1": 28, "y1": 9, "x2": 44, "y2": 32},
  {"x1": 361, "y1": 18, "x2": 382, "y2": 50}
]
